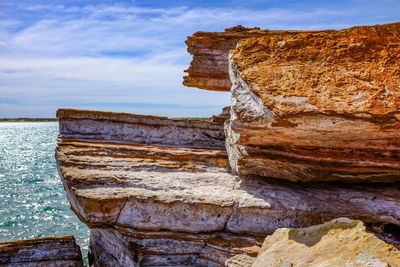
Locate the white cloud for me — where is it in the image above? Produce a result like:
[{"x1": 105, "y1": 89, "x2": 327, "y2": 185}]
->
[{"x1": 0, "y1": 1, "x2": 399, "y2": 117}]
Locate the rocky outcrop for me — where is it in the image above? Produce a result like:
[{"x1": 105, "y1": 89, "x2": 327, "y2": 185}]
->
[
  {"x1": 252, "y1": 218, "x2": 400, "y2": 266},
  {"x1": 0, "y1": 236, "x2": 83, "y2": 267},
  {"x1": 56, "y1": 109, "x2": 400, "y2": 266},
  {"x1": 225, "y1": 22, "x2": 400, "y2": 183},
  {"x1": 53, "y1": 22, "x2": 400, "y2": 266}
]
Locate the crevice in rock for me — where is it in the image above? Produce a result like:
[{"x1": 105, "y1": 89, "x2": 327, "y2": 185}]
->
[
  {"x1": 366, "y1": 222, "x2": 400, "y2": 250},
  {"x1": 115, "y1": 197, "x2": 129, "y2": 225}
]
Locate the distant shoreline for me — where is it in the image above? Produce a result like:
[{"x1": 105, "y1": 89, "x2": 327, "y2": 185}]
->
[{"x1": 0, "y1": 118, "x2": 58, "y2": 122}]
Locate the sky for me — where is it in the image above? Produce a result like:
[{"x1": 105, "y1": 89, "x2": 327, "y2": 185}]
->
[{"x1": 0, "y1": 0, "x2": 399, "y2": 118}]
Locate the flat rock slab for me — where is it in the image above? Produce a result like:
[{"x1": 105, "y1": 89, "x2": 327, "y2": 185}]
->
[
  {"x1": 0, "y1": 236, "x2": 83, "y2": 267},
  {"x1": 226, "y1": 22, "x2": 400, "y2": 183},
  {"x1": 57, "y1": 109, "x2": 225, "y2": 150}
]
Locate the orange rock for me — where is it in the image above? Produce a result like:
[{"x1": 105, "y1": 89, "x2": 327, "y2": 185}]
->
[
  {"x1": 184, "y1": 26, "x2": 336, "y2": 91},
  {"x1": 225, "y1": 22, "x2": 400, "y2": 182}
]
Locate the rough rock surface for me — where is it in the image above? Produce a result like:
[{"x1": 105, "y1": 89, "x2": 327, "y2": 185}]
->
[
  {"x1": 252, "y1": 218, "x2": 400, "y2": 267},
  {"x1": 56, "y1": 109, "x2": 400, "y2": 266},
  {"x1": 0, "y1": 236, "x2": 83, "y2": 267},
  {"x1": 226, "y1": 22, "x2": 400, "y2": 182}
]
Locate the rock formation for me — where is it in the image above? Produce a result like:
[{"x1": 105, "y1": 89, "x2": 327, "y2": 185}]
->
[
  {"x1": 56, "y1": 108, "x2": 400, "y2": 266},
  {"x1": 0, "y1": 236, "x2": 83, "y2": 266},
  {"x1": 225, "y1": 22, "x2": 400, "y2": 182},
  {"x1": 54, "y1": 21, "x2": 400, "y2": 266},
  {"x1": 252, "y1": 218, "x2": 400, "y2": 266}
]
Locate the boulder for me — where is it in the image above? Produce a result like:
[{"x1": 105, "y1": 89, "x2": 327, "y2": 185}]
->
[
  {"x1": 252, "y1": 218, "x2": 400, "y2": 267},
  {"x1": 226, "y1": 22, "x2": 400, "y2": 182}
]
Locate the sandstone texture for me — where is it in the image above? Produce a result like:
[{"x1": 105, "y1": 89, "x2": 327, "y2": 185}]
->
[
  {"x1": 56, "y1": 109, "x2": 400, "y2": 266},
  {"x1": 252, "y1": 218, "x2": 400, "y2": 267},
  {"x1": 225, "y1": 22, "x2": 400, "y2": 182},
  {"x1": 0, "y1": 236, "x2": 83, "y2": 267}
]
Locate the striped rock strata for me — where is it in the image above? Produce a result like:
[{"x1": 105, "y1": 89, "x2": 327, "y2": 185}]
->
[
  {"x1": 0, "y1": 236, "x2": 83, "y2": 267},
  {"x1": 56, "y1": 109, "x2": 400, "y2": 266},
  {"x1": 225, "y1": 22, "x2": 400, "y2": 182}
]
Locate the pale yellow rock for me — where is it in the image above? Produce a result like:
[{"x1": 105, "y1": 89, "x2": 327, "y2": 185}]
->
[{"x1": 252, "y1": 218, "x2": 400, "y2": 267}]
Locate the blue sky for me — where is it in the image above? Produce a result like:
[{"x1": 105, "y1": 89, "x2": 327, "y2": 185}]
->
[{"x1": 0, "y1": 0, "x2": 399, "y2": 118}]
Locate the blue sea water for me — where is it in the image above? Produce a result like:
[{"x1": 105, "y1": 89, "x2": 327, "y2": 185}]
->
[{"x1": 0, "y1": 122, "x2": 89, "y2": 263}]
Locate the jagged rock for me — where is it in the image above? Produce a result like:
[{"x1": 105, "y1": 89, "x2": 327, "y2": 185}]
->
[
  {"x1": 226, "y1": 22, "x2": 400, "y2": 182},
  {"x1": 252, "y1": 218, "x2": 400, "y2": 267},
  {"x1": 212, "y1": 106, "x2": 231, "y2": 123},
  {"x1": 0, "y1": 236, "x2": 83, "y2": 267},
  {"x1": 56, "y1": 109, "x2": 400, "y2": 266},
  {"x1": 184, "y1": 26, "x2": 270, "y2": 91}
]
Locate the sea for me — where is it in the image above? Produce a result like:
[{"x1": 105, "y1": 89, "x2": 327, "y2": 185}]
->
[{"x1": 0, "y1": 122, "x2": 89, "y2": 264}]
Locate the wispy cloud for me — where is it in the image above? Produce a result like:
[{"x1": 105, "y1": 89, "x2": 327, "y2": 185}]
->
[{"x1": 0, "y1": 0, "x2": 399, "y2": 117}]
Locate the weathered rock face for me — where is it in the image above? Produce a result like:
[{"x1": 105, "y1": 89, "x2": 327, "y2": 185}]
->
[
  {"x1": 0, "y1": 236, "x2": 83, "y2": 267},
  {"x1": 225, "y1": 22, "x2": 400, "y2": 182},
  {"x1": 252, "y1": 218, "x2": 400, "y2": 267},
  {"x1": 56, "y1": 109, "x2": 400, "y2": 266}
]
